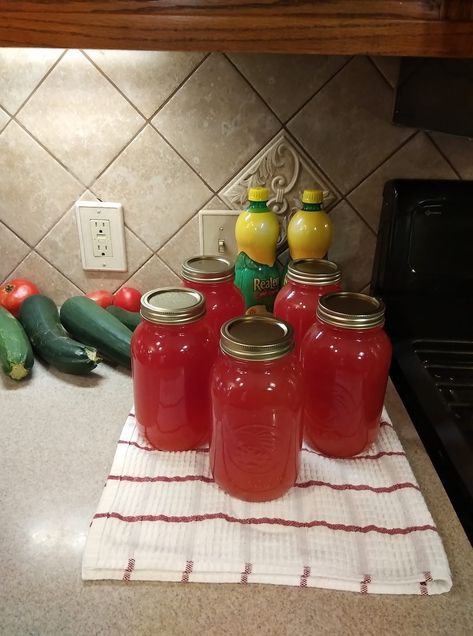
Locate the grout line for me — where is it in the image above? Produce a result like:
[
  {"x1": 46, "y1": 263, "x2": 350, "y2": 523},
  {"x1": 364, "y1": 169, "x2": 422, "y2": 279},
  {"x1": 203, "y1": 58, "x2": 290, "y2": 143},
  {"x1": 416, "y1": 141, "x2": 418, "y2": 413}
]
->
[
  {"x1": 285, "y1": 56, "x2": 354, "y2": 128},
  {"x1": 223, "y1": 53, "x2": 283, "y2": 124},
  {"x1": 146, "y1": 52, "x2": 212, "y2": 122},
  {"x1": 86, "y1": 120, "x2": 148, "y2": 188},
  {"x1": 367, "y1": 56, "x2": 396, "y2": 91},
  {"x1": 338, "y1": 197, "x2": 378, "y2": 238},
  {"x1": 11, "y1": 116, "x2": 90, "y2": 191},
  {"x1": 12, "y1": 49, "x2": 67, "y2": 119},
  {"x1": 119, "y1": 252, "x2": 157, "y2": 288},
  {"x1": 2, "y1": 248, "x2": 33, "y2": 284},
  {"x1": 425, "y1": 132, "x2": 463, "y2": 180},
  {"x1": 0, "y1": 217, "x2": 34, "y2": 249},
  {"x1": 30, "y1": 248, "x2": 85, "y2": 294}
]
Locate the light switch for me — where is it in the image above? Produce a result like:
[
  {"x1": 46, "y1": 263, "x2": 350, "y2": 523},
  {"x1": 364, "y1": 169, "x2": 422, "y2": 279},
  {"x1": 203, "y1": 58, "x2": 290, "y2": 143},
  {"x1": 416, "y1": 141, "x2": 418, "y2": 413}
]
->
[{"x1": 199, "y1": 210, "x2": 240, "y2": 259}]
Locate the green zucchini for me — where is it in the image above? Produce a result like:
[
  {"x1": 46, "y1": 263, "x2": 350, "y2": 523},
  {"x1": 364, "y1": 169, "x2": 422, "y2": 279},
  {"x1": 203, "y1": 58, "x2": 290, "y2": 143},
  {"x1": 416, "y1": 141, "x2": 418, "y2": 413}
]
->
[
  {"x1": 19, "y1": 295, "x2": 100, "y2": 375},
  {"x1": 60, "y1": 296, "x2": 132, "y2": 368},
  {"x1": 106, "y1": 305, "x2": 141, "y2": 331},
  {"x1": 0, "y1": 306, "x2": 34, "y2": 380}
]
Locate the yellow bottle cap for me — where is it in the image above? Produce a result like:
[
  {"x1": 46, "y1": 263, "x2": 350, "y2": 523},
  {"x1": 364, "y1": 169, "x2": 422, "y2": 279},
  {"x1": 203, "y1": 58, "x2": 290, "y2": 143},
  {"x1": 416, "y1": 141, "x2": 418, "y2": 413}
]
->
[
  {"x1": 248, "y1": 186, "x2": 269, "y2": 202},
  {"x1": 302, "y1": 189, "x2": 323, "y2": 204}
]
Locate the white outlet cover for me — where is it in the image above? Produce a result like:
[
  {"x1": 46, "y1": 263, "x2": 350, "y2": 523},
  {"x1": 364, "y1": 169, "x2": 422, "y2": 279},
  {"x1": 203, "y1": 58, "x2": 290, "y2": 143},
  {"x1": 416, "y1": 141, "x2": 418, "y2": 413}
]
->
[
  {"x1": 76, "y1": 201, "x2": 127, "y2": 271},
  {"x1": 199, "y1": 210, "x2": 240, "y2": 259}
]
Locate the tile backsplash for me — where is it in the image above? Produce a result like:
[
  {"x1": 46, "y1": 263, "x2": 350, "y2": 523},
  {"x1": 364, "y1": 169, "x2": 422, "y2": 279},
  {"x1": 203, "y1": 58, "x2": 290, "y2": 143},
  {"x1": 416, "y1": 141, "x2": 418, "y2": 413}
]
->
[{"x1": 1, "y1": 49, "x2": 472, "y2": 302}]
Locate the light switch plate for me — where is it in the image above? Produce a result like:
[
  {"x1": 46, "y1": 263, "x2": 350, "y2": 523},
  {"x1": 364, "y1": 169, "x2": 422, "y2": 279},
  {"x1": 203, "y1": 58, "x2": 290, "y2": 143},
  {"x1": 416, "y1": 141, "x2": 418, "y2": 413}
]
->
[
  {"x1": 199, "y1": 210, "x2": 240, "y2": 259},
  {"x1": 76, "y1": 201, "x2": 127, "y2": 271}
]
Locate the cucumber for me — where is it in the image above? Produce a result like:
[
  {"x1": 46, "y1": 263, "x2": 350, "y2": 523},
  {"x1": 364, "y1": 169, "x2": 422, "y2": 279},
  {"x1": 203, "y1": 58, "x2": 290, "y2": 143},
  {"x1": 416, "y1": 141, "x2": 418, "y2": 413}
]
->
[
  {"x1": 60, "y1": 296, "x2": 132, "y2": 368},
  {"x1": 0, "y1": 306, "x2": 34, "y2": 380},
  {"x1": 106, "y1": 305, "x2": 141, "y2": 331},
  {"x1": 19, "y1": 295, "x2": 100, "y2": 375}
]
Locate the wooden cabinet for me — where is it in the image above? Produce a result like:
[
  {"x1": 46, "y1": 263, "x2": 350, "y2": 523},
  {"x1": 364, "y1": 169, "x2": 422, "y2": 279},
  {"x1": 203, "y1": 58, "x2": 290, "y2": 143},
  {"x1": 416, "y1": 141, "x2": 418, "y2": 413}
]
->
[{"x1": 0, "y1": 1, "x2": 472, "y2": 57}]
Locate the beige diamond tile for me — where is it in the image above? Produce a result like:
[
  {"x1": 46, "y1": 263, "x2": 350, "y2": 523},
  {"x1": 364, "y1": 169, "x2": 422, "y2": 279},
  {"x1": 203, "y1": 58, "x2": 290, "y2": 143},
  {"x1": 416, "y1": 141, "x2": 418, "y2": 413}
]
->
[
  {"x1": 328, "y1": 200, "x2": 376, "y2": 292},
  {"x1": 0, "y1": 48, "x2": 63, "y2": 114},
  {"x1": 153, "y1": 53, "x2": 280, "y2": 190},
  {"x1": 17, "y1": 50, "x2": 144, "y2": 185},
  {"x1": 36, "y1": 192, "x2": 152, "y2": 294},
  {"x1": 123, "y1": 255, "x2": 180, "y2": 293},
  {"x1": 430, "y1": 132, "x2": 473, "y2": 180},
  {"x1": 288, "y1": 56, "x2": 412, "y2": 194},
  {"x1": 8, "y1": 251, "x2": 82, "y2": 305},
  {"x1": 0, "y1": 222, "x2": 30, "y2": 283},
  {"x1": 93, "y1": 126, "x2": 211, "y2": 251},
  {"x1": 229, "y1": 53, "x2": 348, "y2": 122},
  {"x1": 205, "y1": 195, "x2": 227, "y2": 210},
  {"x1": 0, "y1": 107, "x2": 9, "y2": 133},
  {"x1": 158, "y1": 214, "x2": 200, "y2": 275},
  {"x1": 0, "y1": 122, "x2": 83, "y2": 246},
  {"x1": 349, "y1": 133, "x2": 457, "y2": 232},
  {"x1": 86, "y1": 50, "x2": 206, "y2": 118},
  {"x1": 371, "y1": 57, "x2": 400, "y2": 88}
]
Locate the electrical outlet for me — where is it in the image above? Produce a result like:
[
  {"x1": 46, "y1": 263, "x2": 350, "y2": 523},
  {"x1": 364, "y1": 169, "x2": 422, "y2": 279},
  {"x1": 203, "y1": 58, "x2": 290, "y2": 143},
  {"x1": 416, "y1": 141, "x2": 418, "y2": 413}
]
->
[
  {"x1": 199, "y1": 210, "x2": 240, "y2": 259},
  {"x1": 76, "y1": 201, "x2": 127, "y2": 271}
]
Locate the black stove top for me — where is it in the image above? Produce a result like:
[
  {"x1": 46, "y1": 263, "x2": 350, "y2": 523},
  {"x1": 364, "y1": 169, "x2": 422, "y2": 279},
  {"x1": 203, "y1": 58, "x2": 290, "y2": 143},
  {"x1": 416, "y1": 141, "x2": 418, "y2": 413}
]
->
[{"x1": 372, "y1": 180, "x2": 473, "y2": 545}]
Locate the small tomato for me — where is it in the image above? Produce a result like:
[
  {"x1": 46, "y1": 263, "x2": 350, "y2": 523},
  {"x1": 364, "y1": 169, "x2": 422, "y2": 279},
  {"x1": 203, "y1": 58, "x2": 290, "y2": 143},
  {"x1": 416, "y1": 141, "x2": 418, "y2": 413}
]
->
[
  {"x1": 85, "y1": 290, "x2": 114, "y2": 308},
  {"x1": 0, "y1": 278, "x2": 40, "y2": 316},
  {"x1": 113, "y1": 287, "x2": 142, "y2": 313}
]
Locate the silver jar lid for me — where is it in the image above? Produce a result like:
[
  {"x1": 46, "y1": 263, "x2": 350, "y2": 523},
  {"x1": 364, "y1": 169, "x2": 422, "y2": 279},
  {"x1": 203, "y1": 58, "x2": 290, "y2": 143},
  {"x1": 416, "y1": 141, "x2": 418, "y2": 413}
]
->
[
  {"x1": 317, "y1": 292, "x2": 385, "y2": 330},
  {"x1": 220, "y1": 316, "x2": 294, "y2": 361},
  {"x1": 182, "y1": 256, "x2": 234, "y2": 283},
  {"x1": 140, "y1": 287, "x2": 205, "y2": 325},
  {"x1": 287, "y1": 258, "x2": 341, "y2": 286}
]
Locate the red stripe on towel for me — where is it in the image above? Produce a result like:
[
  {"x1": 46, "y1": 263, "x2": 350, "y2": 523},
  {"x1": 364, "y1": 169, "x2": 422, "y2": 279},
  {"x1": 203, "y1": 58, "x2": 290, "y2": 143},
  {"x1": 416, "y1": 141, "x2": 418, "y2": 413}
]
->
[
  {"x1": 300, "y1": 566, "x2": 311, "y2": 587},
  {"x1": 302, "y1": 449, "x2": 406, "y2": 460},
  {"x1": 117, "y1": 440, "x2": 209, "y2": 453},
  {"x1": 240, "y1": 562, "x2": 253, "y2": 584},
  {"x1": 181, "y1": 560, "x2": 193, "y2": 583},
  {"x1": 360, "y1": 574, "x2": 371, "y2": 594},
  {"x1": 122, "y1": 558, "x2": 135, "y2": 582},
  {"x1": 94, "y1": 511, "x2": 438, "y2": 535}
]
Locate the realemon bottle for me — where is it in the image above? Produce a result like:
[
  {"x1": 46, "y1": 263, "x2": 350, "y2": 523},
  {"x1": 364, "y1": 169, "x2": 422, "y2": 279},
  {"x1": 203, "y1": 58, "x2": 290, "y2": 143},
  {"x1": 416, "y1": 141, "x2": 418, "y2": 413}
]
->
[
  {"x1": 234, "y1": 186, "x2": 281, "y2": 313},
  {"x1": 287, "y1": 189, "x2": 332, "y2": 259}
]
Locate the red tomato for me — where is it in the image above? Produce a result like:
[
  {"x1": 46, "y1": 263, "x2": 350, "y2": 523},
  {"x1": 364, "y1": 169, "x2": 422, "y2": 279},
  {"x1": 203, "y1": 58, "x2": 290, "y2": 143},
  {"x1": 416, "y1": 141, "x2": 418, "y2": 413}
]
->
[
  {"x1": 85, "y1": 290, "x2": 114, "y2": 308},
  {"x1": 0, "y1": 278, "x2": 40, "y2": 317},
  {"x1": 113, "y1": 287, "x2": 142, "y2": 312}
]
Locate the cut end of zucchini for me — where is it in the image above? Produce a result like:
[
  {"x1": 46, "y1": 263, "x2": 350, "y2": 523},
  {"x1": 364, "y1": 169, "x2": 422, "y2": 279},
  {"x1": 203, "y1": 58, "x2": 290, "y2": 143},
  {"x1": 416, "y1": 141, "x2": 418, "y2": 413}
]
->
[
  {"x1": 9, "y1": 363, "x2": 30, "y2": 381},
  {"x1": 86, "y1": 348, "x2": 102, "y2": 365}
]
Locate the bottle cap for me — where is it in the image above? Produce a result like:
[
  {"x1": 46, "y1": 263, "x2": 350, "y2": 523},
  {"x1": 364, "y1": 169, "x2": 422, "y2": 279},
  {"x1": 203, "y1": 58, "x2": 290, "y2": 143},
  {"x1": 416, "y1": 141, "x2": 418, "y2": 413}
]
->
[
  {"x1": 287, "y1": 258, "x2": 341, "y2": 286},
  {"x1": 317, "y1": 292, "x2": 385, "y2": 330},
  {"x1": 220, "y1": 316, "x2": 294, "y2": 361},
  {"x1": 248, "y1": 186, "x2": 269, "y2": 202},
  {"x1": 182, "y1": 256, "x2": 234, "y2": 283},
  {"x1": 302, "y1": 189, "x2": 323, "y2": 204},
  {"x1": 141, "y1": 287, "x2": 205, "y2": 325}
]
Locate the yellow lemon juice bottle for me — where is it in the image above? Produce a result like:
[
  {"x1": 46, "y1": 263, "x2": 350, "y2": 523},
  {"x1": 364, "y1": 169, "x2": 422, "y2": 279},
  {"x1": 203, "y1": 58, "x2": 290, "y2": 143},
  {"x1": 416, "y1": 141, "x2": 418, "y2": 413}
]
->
[
  {"x1": 287, "y1": 189, "x2": 332, "y2": 259},
  {"x1": 234, "y1": 187, "x2": 281, "y2": 313}
]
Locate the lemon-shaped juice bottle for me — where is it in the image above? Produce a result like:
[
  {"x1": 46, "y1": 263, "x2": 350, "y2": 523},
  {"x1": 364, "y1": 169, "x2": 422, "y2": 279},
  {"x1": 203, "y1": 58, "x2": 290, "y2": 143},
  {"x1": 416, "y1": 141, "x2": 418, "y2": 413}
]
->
[
  {"x1": 234, "y1": 187, "x2": 281, "y2": 313},
  {"x1": 287, "y1": 189, "x2": 332, "y2": 259}
]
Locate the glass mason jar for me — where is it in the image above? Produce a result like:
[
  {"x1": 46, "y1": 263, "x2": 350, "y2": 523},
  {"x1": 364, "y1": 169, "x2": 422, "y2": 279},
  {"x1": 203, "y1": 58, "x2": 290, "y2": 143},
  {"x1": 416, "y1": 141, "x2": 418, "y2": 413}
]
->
[
  {"x1": 131, "y1": 288, "x2": 216, "y2": 451},
  {"x1": 181, "y1": 255, "x2": 245, "y2": 338},
  {"x1": 301, "y1": 292, "x2": 392, "y2": 458},
  {"x1": 210, "y1": 316, "x2": 303, "y2": 502},
  {"x1": 274, "y1": 258, "x2": 342, "y2": 354}
]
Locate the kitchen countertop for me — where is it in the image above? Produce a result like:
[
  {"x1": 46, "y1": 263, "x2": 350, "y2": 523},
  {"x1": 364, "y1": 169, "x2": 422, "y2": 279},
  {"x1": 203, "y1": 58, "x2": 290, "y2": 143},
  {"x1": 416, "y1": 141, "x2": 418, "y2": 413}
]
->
[{"x1": 1, "y1": 361, "x2": 472, "y2": 636}]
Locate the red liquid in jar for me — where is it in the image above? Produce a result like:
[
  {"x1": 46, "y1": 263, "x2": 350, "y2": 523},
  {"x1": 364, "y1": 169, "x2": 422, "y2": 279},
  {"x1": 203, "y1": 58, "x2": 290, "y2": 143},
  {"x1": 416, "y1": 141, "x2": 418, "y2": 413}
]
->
[
  {"x1": 182, "y1": 279, "x2": 245, "y2": 337},
  {"x1": 132, "y1": 318, "x2": 215, "y2": 451},
  {"x1": 210, "y1": 352, "x2": 303, "y2": 501},
  {"x1": 301, "y1": 320, "x2": 392, "y2": 457},
  {"x1": 274, "y1": 280, "x2": 341, "y2": 353}
]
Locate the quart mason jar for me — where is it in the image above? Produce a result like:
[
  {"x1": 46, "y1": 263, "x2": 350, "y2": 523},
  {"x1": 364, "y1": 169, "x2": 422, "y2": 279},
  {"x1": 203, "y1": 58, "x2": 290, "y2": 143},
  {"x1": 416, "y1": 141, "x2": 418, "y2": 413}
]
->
[
  {"x1": 131, "y1": 288, "x2": 216, "y2": 451},
  {"x1": 301, "y1": 292, "x2": 392, "y2": 458},
  {"x1": 274, "y1": 258, "x2": 342, "y2": 354},
  {"x1": 181, "y1": 255, "x2": 245, "y2": 338},
  {"x1": 210, "y1": 316, "x2": 303, "y2": 502}
]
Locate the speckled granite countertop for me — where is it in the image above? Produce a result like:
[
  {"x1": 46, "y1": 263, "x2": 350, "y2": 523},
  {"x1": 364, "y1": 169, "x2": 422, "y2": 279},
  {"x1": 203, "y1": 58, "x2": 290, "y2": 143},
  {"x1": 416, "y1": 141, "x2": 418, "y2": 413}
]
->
[{"x1": 1, "y1": 362, "x2": 472, "y2": 635}]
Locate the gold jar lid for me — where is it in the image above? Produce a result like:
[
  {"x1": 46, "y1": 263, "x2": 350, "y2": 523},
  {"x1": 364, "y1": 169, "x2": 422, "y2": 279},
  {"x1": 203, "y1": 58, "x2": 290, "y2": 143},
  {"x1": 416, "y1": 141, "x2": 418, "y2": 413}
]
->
[
  {"x1": 181, "y1": 255, "x2": 234, "y2": 283},
  {"x1": 287, "y1": 258, "x2": 341, "y2": 286},
  {"x1": 317, "y1": 292, "x2": 385, "y2": 330},
  {"x1": 140, "y1": 287, "x2": 205, "y2": 325},
  {"x1": 220, "y1": 316, "x2": 294, "y2": 361}
]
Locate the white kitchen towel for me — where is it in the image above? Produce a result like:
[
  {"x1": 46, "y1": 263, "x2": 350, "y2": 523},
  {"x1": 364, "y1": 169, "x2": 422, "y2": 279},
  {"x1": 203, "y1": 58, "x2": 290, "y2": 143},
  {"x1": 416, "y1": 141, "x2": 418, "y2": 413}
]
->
[{"x1": 82, "y1": 408, "x2": 452, "y2": 594}]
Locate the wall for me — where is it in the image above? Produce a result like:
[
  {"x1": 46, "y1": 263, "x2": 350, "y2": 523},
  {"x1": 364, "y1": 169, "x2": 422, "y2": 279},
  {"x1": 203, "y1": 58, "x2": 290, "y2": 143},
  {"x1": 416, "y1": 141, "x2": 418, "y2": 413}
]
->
[{"x1": 1, "y1": 49, "x2": 472, "y2": 302}]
